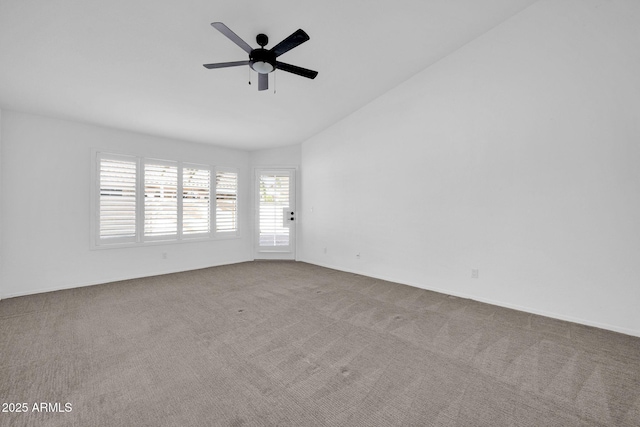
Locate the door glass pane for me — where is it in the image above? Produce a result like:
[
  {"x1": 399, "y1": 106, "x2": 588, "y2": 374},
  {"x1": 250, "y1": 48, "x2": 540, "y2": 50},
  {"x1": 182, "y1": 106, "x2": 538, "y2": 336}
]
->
[{"x1": 259, "y1": 174, "x2": 290, "y2": 247}]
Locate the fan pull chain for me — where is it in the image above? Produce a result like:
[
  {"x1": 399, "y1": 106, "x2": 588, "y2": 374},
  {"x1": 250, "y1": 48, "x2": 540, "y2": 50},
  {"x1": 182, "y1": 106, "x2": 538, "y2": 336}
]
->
[
  {"x1": 248, "y1": 67, "x2": 251, "y2": 85},
  {"x1": 274, "y1": 69, "x2": 276, "y2": 94}
]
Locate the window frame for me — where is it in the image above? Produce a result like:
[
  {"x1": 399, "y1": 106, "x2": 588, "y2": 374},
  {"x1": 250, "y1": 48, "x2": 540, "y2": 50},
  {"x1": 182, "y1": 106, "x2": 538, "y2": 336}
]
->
[{"x1": 91, "y1": 150, "x2": 239, "y2": 249}]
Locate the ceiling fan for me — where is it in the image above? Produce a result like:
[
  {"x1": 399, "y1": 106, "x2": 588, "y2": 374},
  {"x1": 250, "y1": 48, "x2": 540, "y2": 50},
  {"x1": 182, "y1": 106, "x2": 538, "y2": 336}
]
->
[{"x1": 203, "y1": 22, "x2": 318, "y2": 91}]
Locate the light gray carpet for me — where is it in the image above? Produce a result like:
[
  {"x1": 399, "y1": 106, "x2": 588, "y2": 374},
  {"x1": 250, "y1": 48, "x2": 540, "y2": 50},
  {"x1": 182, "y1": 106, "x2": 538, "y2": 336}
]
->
[{"x1": 1, "y1": 261, "x2": 639, "y2": 426}]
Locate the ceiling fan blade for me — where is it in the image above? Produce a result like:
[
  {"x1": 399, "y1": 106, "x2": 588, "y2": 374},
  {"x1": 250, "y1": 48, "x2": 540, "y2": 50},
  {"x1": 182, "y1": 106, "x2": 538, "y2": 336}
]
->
[
  {"x1": 203, "y1": 60, "x2": 249, "y2": 69},
  {"x1": 258, "y1": 73, "x2": 268, "y2": 91},
  {"x1": 270, "y1": 29, "x2": 310, "y2": 57},
  {"x1": 211, "y1": 22, "x2": 253, "y2": 54},
  {"x1": 275, "y1": 62, "x2": 318, "y2": 79}
]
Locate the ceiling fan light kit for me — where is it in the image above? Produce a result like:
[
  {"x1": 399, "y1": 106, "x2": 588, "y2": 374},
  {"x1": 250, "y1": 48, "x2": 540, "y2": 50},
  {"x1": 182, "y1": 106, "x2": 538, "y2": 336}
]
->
[{"x1": 203, "y1": 22, "x2": 318, "y2": 91}]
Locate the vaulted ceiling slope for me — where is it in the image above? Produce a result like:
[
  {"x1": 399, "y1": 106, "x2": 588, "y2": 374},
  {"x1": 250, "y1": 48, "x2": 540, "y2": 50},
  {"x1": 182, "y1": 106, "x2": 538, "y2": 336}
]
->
[{"x1": 0, "y1": 0, "x2": 538, "y2": 150}]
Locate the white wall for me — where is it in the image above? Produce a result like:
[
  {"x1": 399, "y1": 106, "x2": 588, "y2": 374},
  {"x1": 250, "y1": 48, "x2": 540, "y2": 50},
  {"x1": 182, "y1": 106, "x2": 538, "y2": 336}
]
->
[
  {"x1": 250, "y1": 144, "x2": 301, "y2": 167},
  {"x1": 300, "y1": 0, "x2": 640, "y2": 336},
  {"x1": 0, "y1": 110, "x2": 252, "y2": 298}
]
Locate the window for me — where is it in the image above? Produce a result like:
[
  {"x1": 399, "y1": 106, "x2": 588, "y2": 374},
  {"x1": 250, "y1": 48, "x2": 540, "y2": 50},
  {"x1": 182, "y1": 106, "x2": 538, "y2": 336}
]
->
[
  {"x1": 216, "y1": 170, "x2": 238, "y2": 233},
  {"x1": 98, "y1": 153, "x2": 138, "y2": 244},
  {"x1": 94, "y1": 152, "x2": 237, "y2": 247},
  {"x1": 144, "y1": 161, "x2": 178, "y2": 239},
  {"x1": 183, "y1": 166, "x2": 211, "y2": 235}
]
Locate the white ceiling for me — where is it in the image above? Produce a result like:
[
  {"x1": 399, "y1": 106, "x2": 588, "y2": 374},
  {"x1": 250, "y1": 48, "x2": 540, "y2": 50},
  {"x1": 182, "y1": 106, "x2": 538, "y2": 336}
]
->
[{"x1": 0, "y1": 0, "x2": 538, "y2": 151}]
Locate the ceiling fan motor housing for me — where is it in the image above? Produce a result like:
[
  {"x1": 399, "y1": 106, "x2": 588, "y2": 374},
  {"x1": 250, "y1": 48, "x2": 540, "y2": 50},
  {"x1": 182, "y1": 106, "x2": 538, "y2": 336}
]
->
[
  {"x1": 256, "y1": 33, "x2": 269, "y2": 47},
  {"x1": 250, "y1": 47, "x2": 276, "y2": 74}
]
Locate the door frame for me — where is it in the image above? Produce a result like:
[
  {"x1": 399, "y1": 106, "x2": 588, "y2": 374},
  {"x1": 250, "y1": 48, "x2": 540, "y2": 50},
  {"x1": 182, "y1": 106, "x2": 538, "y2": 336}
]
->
[{"x1": 253, "y1": 167, "x2": 298, "y2": 260}]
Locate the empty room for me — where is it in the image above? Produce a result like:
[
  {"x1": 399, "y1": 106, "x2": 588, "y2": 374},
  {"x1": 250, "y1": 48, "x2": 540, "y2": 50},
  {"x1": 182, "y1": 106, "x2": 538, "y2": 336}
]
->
[{"x1": 1, "y1": 0, "x2": 639, "y2": 426}]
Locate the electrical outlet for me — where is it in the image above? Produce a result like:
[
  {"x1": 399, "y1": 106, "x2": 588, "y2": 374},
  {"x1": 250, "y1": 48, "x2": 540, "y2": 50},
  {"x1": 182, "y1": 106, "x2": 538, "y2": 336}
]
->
[
  {"x1": 162, "y1": 252, "x2": 168, "y2": 260},
  {"x1": 323, "y1": 247, "x2": 327, "y2": 254},
  {"x1": 471, "y1": 269, "x2": 479, "y2": 279}
]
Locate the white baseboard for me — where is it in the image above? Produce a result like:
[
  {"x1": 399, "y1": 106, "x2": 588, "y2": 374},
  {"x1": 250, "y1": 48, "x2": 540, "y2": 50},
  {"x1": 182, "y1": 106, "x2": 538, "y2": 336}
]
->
[
  {"x1": 298, "y1": 258, "x2": 640, "y2": 338},
  {"x1": 1, "y1": 257, "x2": 252, "y2": 299}
]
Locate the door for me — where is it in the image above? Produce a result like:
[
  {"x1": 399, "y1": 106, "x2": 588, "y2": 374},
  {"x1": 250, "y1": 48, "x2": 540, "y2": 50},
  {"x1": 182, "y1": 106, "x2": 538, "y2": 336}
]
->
[{"x1": 255, "y1": 169, "x2": 296, "y2": 259}]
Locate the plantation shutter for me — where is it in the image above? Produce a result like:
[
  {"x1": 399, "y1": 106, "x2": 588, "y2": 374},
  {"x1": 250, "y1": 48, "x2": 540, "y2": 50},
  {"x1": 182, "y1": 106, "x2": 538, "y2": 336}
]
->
[
  {"x1": 258, "y1": 173, "x2": 290, "y2": 247},
  {"x1": 98, "y1": 154, "x2": 137, "y2": 244},
  {"x1": 95, "y1": 152, "x2": 239, "y2": 246},
  {"x1": 144, "y1": 161, "x2": 178, "y2": 239},
  {"x1": 183, "y1": 166, "x2": 211, "y2": 236},
  {"x1": 216, "y1": 170, "x2": 238, "y2": 233}
]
